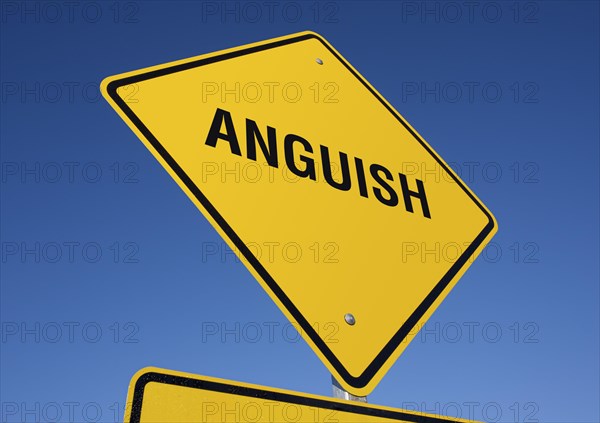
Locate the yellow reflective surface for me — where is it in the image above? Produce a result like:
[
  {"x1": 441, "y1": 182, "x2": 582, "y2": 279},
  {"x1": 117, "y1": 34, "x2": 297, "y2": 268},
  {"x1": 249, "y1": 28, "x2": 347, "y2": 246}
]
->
[{"x1": 102, "y1": 32, "x2": 497, "y2": 396}]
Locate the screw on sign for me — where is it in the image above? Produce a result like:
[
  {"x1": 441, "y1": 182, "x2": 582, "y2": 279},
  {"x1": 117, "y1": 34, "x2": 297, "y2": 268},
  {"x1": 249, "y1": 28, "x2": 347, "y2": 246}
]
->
[{"x1": 102, "y1": 31, "x2": 497, "y2": 397}]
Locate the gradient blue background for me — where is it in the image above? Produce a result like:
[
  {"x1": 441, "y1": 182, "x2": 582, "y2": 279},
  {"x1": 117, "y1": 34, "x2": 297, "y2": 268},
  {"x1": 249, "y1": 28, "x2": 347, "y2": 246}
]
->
[{"x1": 1, "y1": 1, "x2": 598, "y2": 422}]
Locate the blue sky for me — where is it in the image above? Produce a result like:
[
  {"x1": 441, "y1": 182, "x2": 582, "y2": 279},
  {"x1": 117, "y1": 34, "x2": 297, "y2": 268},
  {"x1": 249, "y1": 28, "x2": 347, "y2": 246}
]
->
[{"x1": 1, "y1": 1, "x2": 599, "y2": 422}]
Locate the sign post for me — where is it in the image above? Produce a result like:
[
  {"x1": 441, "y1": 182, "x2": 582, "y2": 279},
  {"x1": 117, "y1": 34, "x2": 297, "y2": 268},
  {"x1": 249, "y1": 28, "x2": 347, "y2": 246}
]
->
[{"x1": 332, "y1": 375, "x2": 367, "y2": 403}]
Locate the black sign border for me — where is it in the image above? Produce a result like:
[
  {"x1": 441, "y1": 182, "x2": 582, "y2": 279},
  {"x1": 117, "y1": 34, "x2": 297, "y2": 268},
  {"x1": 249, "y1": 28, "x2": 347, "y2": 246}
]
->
[{"x1": 106, "y1": 32, "x2": 496, "y2": 391}]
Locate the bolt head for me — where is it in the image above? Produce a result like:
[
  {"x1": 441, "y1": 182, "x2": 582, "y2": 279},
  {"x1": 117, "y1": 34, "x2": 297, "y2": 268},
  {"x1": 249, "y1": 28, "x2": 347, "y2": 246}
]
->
[{"x1": 344, "y1": 313, "x2": 356, "y2": 326}]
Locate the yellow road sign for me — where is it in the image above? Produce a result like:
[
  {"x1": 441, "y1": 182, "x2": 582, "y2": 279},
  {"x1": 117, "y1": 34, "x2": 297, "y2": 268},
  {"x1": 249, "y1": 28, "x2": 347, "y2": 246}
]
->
[
  {"x1": 125, "y1": 367, "x2": 480, "y2": 423},
  {"x1": 102, "y1": 31, "x2": 497, "y2": 396}
]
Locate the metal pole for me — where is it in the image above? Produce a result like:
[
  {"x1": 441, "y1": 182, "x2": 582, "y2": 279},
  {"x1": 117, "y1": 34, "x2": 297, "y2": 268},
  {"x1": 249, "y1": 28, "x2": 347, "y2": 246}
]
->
[{"x1": 331, "y1": 376, "x2": 367, "y2": 403}]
